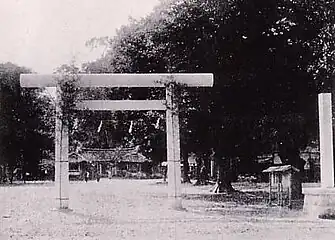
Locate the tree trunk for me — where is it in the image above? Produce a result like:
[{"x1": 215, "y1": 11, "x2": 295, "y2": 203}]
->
[
  {"x1": 22, "y1": 165, "x2": 26, "y2": 183},
  {"x1": 212, "y1": 157, "x2": 236, "y2": 193},
  {"x1": 194, "y1": 156, "x2": 203, "y2": 185},
  {"x1": 182, "y1": 150, "x2": 191, "y2": 183},
  {"x1": 286, "y1": 151, "x2": 304, "y2": 198},
  {"x1": 9, "y1": 168, "x2": 14, "y2": 184},
  {"x1": 217, "y1": 164, "x2": 235, "y2": 193}
]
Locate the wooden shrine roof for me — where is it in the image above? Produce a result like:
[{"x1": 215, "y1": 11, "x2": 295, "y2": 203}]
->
[
  {"x1": 263, "y1": 165, "x2": 300, "y2": 173},
  {"x1": 73, "y1": 147, "x2": 151, "y2": 164}
]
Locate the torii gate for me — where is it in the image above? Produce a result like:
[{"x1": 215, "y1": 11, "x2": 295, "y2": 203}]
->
[{"x1": 20, "y1": 73, "x2": 213, "y2": 210}]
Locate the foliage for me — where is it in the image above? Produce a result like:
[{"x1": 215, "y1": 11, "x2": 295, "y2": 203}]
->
[
  {"x1": 303, "y1": 0, "x2": 335, "y2": 92},
  {"x1": 0, "y1": 62, "x2": 54, "y2": 180},
  {"x1": 82, "y1": 0, "x2": 335, "y2": 180},
  {"x1": 54, "y1": 64, "x2": 82, "y2": 131}
]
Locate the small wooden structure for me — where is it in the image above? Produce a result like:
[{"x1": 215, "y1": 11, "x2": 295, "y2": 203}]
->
[{"x1": 263, "y1": 165, "x2": 300, "y2": 207}]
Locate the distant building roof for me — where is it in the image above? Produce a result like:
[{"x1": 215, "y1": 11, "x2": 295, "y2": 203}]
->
[
  {"x1": 78, "y1": 147, "x2": 150, "y2": 163},
  {"x1": 121, "y1": 152, "x2": 148, "y2": 163},
  {"x1": 263, "y1": 165, "x2": 300, "y2": 173},
  {"x1": 69, "y1": 152, "x2": 88, "y2": 163},
  {"x1": 41, "y1": 147, "x2": 151, "y2": 165}
]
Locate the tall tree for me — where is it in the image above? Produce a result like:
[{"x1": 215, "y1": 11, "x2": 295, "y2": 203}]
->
[
  {"x1": 0, "y1": 62, "x2": 54, "y2": 182},
  {"x1": 83, "y1": 0, "x2": 334, "y2": 191}
]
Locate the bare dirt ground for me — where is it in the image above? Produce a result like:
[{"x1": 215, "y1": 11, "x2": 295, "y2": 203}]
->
[{"x1": 1, "y1": 179, "x2": 335, "y2": 240}]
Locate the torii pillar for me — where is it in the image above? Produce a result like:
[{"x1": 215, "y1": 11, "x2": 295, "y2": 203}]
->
[
  {"x1": 166, "y1": 83, "x2": 183, "y2": 209},
  {"x1": 303, "y1": 93, "x2": 335, "y2": 218},
  {"x1": 20, "y1": 73, "x2": 214, "y2": 210},
  {"x1": 54, "y1": 88, "x2": 70, "y2": 209}
]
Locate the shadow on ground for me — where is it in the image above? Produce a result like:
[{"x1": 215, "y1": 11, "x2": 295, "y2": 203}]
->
[
  {"x1": 183, "y1": 188, "x2": 305, "y2": 219},
  {"x1": 0, "y1": 181, "x2": 54, "y2": 187}
]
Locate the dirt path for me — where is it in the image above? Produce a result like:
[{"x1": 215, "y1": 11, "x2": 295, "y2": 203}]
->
[{"x1": 1, "y1": 179, "x2": 335, "y2": 240}]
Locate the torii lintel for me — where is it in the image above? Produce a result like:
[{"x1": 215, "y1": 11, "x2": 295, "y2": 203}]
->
[{"x1": 20, "y1": 73, "x2": 214, "y2": 88}]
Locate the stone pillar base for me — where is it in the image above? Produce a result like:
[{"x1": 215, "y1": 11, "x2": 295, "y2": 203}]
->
[
  {"x1": 51, "y1": 207, "x2": 73, "y2": 213},
  {"x1": 302, "y1": 187, "x2": 335, "y2": 218},
  {"x1": 168, "y1": 197, "x2": 185, "y2": 211},
  {"x1": 56, "y1": 198, "x2": 69, "y2": 210}
]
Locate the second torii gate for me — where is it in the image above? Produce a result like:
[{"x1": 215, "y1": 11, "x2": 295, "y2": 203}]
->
[{"x1": 20, "y1": 73, "x2": 213, "y2": 210}]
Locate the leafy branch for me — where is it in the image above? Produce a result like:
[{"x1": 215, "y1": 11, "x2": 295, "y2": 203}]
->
[
  {"x1": 55, "y1": 65, "x2": 82, "y2": 131},
  {"x1": 156, "y1": 75, "x2": 188, "y2": 115}
]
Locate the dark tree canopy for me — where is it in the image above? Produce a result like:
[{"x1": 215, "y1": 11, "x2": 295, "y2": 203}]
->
[
  {"x1": 82, "y1": 0, "x2": 335, "y2": 175},
  {"x1": 0, "y1": 62, "x2": 54, "y2": 181}
]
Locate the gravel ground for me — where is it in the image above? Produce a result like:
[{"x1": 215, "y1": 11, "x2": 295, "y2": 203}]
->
[{"x1": 1, "y1": 179, "x2": 335, "y2": 240}]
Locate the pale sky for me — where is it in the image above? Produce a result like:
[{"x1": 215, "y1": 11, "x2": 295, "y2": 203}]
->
[{"x1": 0, "y1": 0, "x2": 161, "y2": 73}]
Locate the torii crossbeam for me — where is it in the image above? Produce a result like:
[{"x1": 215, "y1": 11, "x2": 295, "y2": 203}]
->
[{"x1": 20, "y1": 73, "x2": 214, "y2": 210}]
